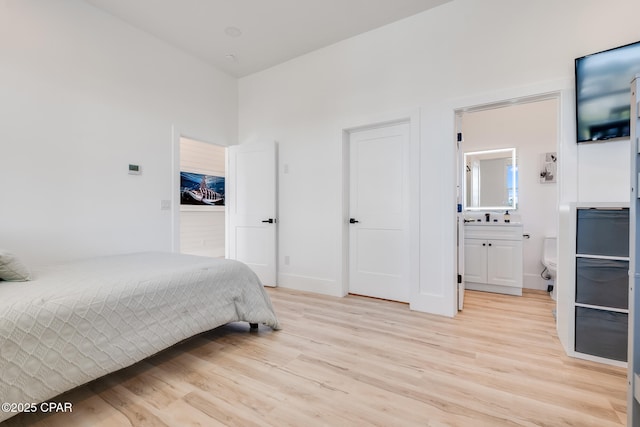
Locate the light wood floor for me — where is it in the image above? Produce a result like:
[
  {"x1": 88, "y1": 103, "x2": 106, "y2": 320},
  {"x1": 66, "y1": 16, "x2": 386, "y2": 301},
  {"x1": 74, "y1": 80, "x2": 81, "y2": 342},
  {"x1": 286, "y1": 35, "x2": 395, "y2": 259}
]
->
[{"x1": 2, "y1": 288, "x2": 627, "y2": 427}]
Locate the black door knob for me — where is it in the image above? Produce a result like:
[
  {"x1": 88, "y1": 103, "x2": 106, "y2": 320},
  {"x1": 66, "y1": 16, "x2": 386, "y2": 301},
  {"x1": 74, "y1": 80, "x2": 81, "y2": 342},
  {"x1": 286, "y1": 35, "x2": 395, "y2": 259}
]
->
[
  {"x1": 349, "y1": 218, "x2": 359, "y2": 224},
  {"x1": 261, "y1": 218, "x2": 275, "y2": 224}
]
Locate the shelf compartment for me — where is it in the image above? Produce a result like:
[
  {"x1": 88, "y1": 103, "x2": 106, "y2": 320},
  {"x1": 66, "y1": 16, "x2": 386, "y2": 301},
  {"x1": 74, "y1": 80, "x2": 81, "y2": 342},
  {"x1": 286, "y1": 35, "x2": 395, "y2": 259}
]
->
[
  {"x1": 576, "y1": 257, "x2": 629, "y2": 309},
  {"x1": 576, "y1": 209, "x2": 629, "y2": 257},
  {"x1": 575, "y1": 306, "x2": 628, "y2": 362}
]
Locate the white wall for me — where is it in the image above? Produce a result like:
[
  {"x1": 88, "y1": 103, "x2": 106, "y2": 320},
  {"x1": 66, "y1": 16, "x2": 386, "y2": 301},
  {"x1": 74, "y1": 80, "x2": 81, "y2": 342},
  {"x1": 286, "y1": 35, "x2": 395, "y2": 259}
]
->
[
  {"x1": 461, "y1": 99, "x2": 558, "y2": 290},
  {"x1": 238, "y1": 0, "x2": 640, "y2": 316},
  {"x1": 0, "y1": 0, "x2": 237, "y2": 268}
]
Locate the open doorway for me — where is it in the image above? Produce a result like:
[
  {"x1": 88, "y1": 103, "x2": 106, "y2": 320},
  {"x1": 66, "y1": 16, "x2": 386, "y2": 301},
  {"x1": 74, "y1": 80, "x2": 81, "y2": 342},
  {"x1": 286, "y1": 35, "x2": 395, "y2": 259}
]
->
[
  {"x1": 456, "y1": 94, "x2": 560, "y2": 306},
  {"x1": 179, "y1": 137, "x2": 226, "y2": 258}
]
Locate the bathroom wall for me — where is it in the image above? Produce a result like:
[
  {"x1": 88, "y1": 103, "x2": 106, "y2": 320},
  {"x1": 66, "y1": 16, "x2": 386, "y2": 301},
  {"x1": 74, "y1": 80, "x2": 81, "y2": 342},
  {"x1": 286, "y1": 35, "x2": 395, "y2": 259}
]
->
[{"x1": 461, "y1": 99, "x2": 558, "y2": 290}]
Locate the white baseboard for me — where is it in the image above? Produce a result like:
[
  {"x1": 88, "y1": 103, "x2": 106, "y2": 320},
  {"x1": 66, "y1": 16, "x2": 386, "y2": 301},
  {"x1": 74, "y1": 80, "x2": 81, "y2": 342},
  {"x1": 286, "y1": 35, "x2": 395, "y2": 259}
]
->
[
  {"x1": 277, "y1": 273, "x2": 552, "y2": 299},
  {"x1": 523, "y1": 273, "x2": 551, "y2": 291},
  {"x1": 277, "y1": 273, "x2": 344, "y2": 297},
  {"x1": 465, "y1": 282, "x2": 522, "y2": 296}
]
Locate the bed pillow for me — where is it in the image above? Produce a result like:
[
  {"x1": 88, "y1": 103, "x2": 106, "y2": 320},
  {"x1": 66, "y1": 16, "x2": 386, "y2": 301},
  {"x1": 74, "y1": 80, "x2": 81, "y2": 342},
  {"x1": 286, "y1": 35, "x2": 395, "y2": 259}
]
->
[{"x1": 0, "y1": 250, "x2": 31, "y2": 281}]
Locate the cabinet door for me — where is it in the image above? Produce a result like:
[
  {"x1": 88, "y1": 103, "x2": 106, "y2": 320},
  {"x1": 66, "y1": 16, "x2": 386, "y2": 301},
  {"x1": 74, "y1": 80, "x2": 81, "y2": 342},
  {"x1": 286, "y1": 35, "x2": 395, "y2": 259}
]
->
[
  {"x1": 464, "y1": 239, "x2": 487, "y2": 283},
  {"x1": 577, "y1": 209, "x2": 629, "y2": 257},
  {"x1": 487, "y1": 239, "x2": 523, "y2": 288}
]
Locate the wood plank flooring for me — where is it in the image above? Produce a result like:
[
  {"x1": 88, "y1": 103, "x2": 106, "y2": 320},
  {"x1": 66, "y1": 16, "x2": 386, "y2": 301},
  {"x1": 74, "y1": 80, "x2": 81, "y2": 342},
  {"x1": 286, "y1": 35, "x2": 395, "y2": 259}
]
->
[{"x1": 2, "y1": 288, "x2": 627, "y2": 426}]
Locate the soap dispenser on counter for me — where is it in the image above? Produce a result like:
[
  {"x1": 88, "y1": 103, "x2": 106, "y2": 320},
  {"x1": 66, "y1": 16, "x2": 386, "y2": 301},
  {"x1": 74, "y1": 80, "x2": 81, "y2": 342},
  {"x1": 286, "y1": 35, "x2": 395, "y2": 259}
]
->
[{"x1": 504, "y1": 210, "x2": 511, "y2": 223}]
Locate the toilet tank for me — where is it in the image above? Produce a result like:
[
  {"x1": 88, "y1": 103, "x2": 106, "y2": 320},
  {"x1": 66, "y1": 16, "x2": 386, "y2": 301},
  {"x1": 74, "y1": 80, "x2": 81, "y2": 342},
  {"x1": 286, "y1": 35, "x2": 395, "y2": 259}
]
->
[{"x1": 544, "y1": 236, "x2": 557, "y2": 262}]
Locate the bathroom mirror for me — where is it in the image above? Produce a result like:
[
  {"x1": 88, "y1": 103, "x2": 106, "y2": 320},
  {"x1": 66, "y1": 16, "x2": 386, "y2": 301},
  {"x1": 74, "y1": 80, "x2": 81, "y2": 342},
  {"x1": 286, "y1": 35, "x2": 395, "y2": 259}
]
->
[{"x1": 464, "y1": 148, "x2": 518, "y2": 211}]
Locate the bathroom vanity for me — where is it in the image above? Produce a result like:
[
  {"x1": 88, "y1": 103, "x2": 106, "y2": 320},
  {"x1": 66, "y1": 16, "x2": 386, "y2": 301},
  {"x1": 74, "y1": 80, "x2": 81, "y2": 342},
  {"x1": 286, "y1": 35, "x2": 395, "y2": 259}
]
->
[
  {"x1": 463, "y1": 222, "x2": 523, "y2": 296},
  {"x1": 461, "y1": 147, "x2": 522, "y2": 296}
]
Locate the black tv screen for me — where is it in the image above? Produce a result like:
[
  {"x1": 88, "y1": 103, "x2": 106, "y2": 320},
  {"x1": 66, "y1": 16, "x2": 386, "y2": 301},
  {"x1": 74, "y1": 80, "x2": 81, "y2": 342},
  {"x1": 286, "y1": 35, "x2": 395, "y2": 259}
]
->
[{"x1": 575, "y1": 41, "x2": 640, "y2": 143}]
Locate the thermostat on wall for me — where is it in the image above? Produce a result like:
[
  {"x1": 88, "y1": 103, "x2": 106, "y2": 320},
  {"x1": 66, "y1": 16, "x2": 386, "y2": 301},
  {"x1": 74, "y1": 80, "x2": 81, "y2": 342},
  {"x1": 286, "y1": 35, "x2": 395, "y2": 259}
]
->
[{"x1": 128, "y1": 164, "x2": 141, "y2": 175}]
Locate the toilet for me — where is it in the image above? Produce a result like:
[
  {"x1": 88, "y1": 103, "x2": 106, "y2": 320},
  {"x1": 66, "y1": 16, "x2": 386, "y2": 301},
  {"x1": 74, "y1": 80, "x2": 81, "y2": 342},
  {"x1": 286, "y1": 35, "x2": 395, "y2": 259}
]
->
[
  {"x1": 542, "y1": 236, "x2": 557, "y2": 279},
  {"x1": 543, "y1": 236, "x2": 557, "y2": 300}
]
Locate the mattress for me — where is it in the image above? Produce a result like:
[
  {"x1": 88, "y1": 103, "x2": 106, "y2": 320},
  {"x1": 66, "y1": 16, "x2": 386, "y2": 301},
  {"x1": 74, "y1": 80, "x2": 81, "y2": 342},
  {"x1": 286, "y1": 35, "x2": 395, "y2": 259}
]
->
[{"x1": 0, "y1": 252, "x2": 279, "y2": 421}]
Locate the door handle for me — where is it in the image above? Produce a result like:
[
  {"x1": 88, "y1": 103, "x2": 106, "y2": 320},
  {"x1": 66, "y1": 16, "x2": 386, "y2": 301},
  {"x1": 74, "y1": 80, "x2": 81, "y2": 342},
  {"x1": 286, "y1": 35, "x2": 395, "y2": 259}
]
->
[
  {"x1": 261, "y1": 218, "x2": 275, "y2": 224},
  {"x1": 349, "y1": 218, "x2": 359, "y2": 224}
]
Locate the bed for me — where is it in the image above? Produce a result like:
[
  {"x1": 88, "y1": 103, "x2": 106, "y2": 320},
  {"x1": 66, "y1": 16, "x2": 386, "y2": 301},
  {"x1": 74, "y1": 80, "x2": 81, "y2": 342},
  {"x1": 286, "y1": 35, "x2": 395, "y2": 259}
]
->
[{"x1": 0, "y1": 251, "x2": 280, "y2": 422}]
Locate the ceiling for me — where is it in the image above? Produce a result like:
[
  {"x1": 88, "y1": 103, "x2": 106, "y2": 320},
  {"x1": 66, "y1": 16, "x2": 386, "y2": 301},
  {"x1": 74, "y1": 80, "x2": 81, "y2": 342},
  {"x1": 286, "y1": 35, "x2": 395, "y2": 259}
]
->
[{"x1": 83, "y1": 0, "x2": 451, "y2": 77}]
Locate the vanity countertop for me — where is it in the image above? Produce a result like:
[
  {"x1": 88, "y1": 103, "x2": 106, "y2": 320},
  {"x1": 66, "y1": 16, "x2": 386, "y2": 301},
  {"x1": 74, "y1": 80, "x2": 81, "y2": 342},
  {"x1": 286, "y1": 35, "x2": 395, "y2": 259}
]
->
[{"x1": 464, "y1": 221, "x2": 522, "y2": 227}]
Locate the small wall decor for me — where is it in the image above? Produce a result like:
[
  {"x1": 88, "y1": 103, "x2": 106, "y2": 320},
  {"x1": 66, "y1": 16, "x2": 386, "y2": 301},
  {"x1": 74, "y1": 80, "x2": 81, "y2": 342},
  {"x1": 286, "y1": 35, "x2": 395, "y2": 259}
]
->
[
  {"x1": 539, "y1": 152, "x2": 557, "y2": 184},
  {"x1": 180, "y1": 172, "x2": 225, "y2": 206}
]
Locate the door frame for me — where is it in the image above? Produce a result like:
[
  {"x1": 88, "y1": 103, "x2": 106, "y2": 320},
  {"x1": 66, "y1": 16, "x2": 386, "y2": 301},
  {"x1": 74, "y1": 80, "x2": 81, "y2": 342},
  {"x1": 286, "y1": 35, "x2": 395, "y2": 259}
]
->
[
  {"x1": 340, "y1": 108, "x2": 420, "y2": 301},
  {"x1": 170, "y1": 125, "x2": 228, "y2": 254},
  {"x1": 453, "y1": 85, "x2": 565, "y2": 312}
]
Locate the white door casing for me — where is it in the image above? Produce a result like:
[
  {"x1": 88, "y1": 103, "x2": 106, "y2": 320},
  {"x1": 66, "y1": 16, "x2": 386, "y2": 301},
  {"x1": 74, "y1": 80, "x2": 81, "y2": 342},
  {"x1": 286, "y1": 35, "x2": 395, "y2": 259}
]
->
[
  {"x1": 457, "y1": 214, "x2": 465, "y2": 310},
  {"x1": 348, "y1": 122, "x2": 411, "y2": 302},
  {"x1": 227, "y1": 141, "x2": 277, "y2": 286},
  {"x1": 456, "y1": 115, "x2": 465, "y2": 310}
]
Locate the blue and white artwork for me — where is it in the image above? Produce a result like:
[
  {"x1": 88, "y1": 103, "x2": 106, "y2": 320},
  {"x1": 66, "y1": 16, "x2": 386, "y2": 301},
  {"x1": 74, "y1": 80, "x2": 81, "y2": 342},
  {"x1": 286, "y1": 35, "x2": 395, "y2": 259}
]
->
[{"x1": 180, "y1": 172, "x2": 225, "y2": 206}]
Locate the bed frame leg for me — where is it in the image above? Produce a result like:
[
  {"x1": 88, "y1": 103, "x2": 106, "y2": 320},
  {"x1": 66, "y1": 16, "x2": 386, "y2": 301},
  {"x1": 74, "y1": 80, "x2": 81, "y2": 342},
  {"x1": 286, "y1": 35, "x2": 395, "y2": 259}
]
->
[{"x1": 249, "y1": 323, "x2": 259, "y2": 331}]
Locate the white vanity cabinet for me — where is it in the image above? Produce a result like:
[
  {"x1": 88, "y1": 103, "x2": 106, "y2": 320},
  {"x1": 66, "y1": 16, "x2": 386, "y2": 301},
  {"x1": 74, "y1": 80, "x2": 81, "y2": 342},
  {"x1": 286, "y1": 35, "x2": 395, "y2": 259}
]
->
[{"x1": 463, "y1": 223, "x2": 523, "y2": 296}]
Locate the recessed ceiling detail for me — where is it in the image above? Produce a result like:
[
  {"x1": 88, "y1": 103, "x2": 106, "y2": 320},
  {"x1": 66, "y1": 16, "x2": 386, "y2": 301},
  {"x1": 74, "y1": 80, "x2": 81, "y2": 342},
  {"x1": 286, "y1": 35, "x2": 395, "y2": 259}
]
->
[{"x1": 224, "y1": 26, "x2": 242, "y2": 38}]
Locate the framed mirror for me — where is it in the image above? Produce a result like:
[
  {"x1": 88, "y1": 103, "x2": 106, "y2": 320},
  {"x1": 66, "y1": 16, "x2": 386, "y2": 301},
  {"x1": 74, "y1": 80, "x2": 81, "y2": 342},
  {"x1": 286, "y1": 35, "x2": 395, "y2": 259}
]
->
[{"x1": 464, "y1": 148, "x2": 517, "y2": 211}]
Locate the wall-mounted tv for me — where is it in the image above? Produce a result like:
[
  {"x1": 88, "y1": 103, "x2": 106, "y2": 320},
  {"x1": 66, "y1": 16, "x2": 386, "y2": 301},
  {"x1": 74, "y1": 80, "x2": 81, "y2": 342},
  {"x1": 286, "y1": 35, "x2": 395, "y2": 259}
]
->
[{"x1": 575, "y1": 41, "x2": 640, "y2": 143}]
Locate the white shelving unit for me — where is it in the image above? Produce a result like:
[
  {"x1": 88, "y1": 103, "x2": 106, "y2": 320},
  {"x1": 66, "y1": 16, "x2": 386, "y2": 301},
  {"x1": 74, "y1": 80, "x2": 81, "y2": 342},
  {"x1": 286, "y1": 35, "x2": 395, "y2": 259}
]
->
[
  {"x1": 565, "y1": 203, "x2": 629, "y2": 367},
  {"x1": 627, "y1": 74, "x2": 640, "y2": 426},
  {"x1": 574, "y1": 206, "x2": 629, "y2": 363}
]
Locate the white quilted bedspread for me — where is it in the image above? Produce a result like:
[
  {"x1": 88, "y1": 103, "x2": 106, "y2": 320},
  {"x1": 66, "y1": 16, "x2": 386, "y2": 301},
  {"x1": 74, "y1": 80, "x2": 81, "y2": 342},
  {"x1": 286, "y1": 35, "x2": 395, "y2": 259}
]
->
[{"x1": 0, "y1": 252, "x2": 279, "y2": 421}]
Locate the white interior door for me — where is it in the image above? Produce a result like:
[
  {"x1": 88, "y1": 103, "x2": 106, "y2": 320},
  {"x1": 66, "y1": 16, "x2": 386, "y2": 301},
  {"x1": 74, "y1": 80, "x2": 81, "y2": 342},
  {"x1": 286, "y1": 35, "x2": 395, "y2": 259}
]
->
[
  {"x1": 456, "y1": 116, "x2": 465, "y2": 310},
  {"x1": 349, "y1": 122, "x2": 410, "y2": 302},
  {"x1": 227, "y1": 141, "x2": 277, "y2": 286},
  {"x1": 457, "y1": 214, "x2": 465, "y2": 310}
]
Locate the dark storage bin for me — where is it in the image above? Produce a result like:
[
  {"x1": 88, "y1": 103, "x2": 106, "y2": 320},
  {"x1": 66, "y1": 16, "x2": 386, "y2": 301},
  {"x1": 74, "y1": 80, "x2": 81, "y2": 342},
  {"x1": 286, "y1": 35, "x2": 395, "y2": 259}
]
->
[
  {"x1": 576, "y1": 209, "x2": 629, "y2": 257},
  {"x1": 575, "y1": 307, "x2": 627, "y2": 361},
  {"x1": 576, "y1": 258, "x2": 629, "y2": 309}
]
